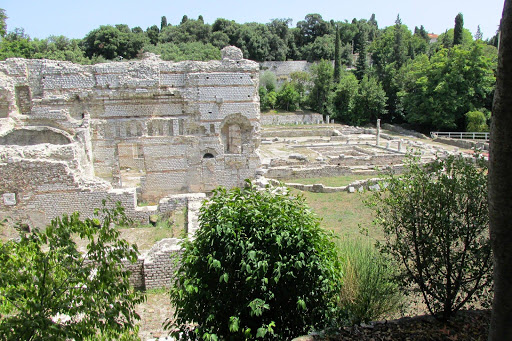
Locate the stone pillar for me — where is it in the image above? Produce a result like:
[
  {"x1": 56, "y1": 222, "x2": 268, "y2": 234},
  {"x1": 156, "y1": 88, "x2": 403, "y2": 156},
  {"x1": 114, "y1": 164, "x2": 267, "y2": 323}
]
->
[
  {"x1": 326, "y1": 115, "x2": 330, "y2": 124},
  {"x1": 376, "y1": 119, "x2": 381, "y2": 146},
  {"x1": 398, "y1": 139, "x2": 403, "y2": 152}
]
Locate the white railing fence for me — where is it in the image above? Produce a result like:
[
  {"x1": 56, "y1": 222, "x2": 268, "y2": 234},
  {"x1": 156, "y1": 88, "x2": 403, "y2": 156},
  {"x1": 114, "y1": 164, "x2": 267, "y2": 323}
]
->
[{"x1": 431, "y1": 132, "x2": 490, "y2": 141}]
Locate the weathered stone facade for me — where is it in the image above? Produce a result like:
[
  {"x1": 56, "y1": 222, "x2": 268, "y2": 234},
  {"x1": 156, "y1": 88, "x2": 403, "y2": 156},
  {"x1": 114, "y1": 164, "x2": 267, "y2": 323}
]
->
[{"x1": 0, "y1": 47, "x2": 261, "y2": 226}]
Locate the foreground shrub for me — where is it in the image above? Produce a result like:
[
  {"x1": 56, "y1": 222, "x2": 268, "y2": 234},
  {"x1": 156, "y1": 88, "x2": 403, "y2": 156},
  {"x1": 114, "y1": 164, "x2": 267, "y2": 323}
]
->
[
  {"x1": 368, "y1": 153, "x2": 492, "y2": 321},
  {"x1": 338, "y1": 238, "x2": 402, "y2": 325},
  {"x1": 0, "y1": 202, "x2": 144, "y2": 340},
  {"x1": 168, "y1": 182, "x2": 342, "y2": 340}
]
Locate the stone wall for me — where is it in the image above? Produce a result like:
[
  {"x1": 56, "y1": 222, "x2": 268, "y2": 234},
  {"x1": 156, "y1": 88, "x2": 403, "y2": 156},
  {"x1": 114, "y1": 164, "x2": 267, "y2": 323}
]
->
[
  {"x1": 261, "y1": 112, "x2": 324, "y2": 125},
  {"x1": 434, "y1": 137, "x2": 489, "y2": 151},
  {"x1": 0, "y1": 47, "x2": 261, "y2": 226},
  {"x1": 260, "y1": 61, "x2": 312, "y2": 80}
]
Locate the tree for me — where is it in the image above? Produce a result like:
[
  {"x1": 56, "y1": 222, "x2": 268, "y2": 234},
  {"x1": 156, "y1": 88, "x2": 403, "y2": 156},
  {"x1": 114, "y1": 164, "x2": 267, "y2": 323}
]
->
[
  {"x1": 331, "y1": 72, "x2": 359, "y2": 123},
  {"x1": 0, "y1": 8, "x2": 7, "y2": 38},
  {"x1": 167, "y1": 182, "x2": 342, "y2": 340},
  {"x1": 354, "y1": 28, "x2": 369, "y2": 80},
  {"x1": 369, "y1": 153, "x2": 492, "y2": 321},
  {"x1": 489, "y1": 1, "x2": 512, "y2": 339},
  {"x1": 277, "y1": 82, "x2": 300, "y2": 111},
  {"x1": 308, "y1": 59, "x2": 333, "y2": 115},
  {"x1": 146, "y1": 25, "x2": 160, "y2": 45},
  {"x1": 296, "y1": 14, "x2": 331, "y2": 46},
  {"x1": 334, "y1": 26, "x2": 342, "y2": 83},
  {"x1": 161, "y1": 16, "x2": 167, "y2": 30},
  {"x1": 475, "y1": 25, "x2": 483, "y2": 41},
  {"x1": 0, "y1": 202, "x2": 144, "y2": 339},
  {"x1": 393, "y1": 14, "x2": 406, "y2": 68},
  {"x1": 401, "y1": 43, "x2": 496, "y2": 131},
  {"x1": 453, "y1": 13, "x2": 464, "y2": 45},
  {"x1": 82, "y1": 25, "x2": 149, "y2": 60},
  {"x1": 352, "y1": 75, "x2": 387, "y2": 125},
  {"x1": 466, "y1": 110, "x2": 488, "y2": 132}
]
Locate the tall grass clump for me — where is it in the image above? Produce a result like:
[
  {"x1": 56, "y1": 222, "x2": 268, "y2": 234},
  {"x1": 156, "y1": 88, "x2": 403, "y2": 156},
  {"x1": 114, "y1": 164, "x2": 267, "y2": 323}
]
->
[{"x1": 337, "y1": 237, "x2": 402, "y2": 325}]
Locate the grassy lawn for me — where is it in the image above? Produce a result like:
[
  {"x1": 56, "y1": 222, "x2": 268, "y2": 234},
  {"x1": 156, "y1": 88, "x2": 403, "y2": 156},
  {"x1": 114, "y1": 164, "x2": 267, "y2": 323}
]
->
[
  {"x1": 291, "y1": 189, "x2": 382, "y2": 241},
  {"x1": 285, "y1": 174, "x2": 383, "y2": 187}
]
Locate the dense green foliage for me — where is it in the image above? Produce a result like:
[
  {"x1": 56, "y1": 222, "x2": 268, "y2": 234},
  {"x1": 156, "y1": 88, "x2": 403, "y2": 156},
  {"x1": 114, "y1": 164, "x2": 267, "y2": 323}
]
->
[
  {"x1": 168, "y1": 182, "x2": 342, "y2": 340},
  {"x1": 400, "y1": 43, "x2": 495, "y2": 131},
  {"x1": 368, "y1": 154, "x2": 492, "y2": 321},
  {"x1": 338, "y1": 238, "x2": 402, "y2": 325},
  {"x1": 0, "y1": 202, "x2": 144, "y2": 340}
]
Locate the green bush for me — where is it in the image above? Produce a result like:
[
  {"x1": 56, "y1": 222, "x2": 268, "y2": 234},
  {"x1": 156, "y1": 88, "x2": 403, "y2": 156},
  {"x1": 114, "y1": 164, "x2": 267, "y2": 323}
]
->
[
  {"x1": 337, "y1": 238, "x2": 402, "y2": 325},
  {"x1": 367, "y1": 153, "x2": 492, "y2": 321},
  {"x1": 0, "y1": 202, "x2": 145, "y2": 340},
  {"x1": 168, "y1": 182, "x2": 342, "y2": 340}
]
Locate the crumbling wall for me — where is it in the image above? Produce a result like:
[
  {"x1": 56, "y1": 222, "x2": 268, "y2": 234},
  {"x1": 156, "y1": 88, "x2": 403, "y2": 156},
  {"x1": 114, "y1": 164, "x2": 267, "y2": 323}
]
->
[{"x1": 0, "y1": 47, "x2": 261, "y2": 225}]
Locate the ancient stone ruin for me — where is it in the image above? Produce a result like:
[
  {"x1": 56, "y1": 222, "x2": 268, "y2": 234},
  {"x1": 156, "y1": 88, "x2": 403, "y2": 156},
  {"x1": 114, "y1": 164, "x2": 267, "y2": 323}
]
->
[{"x1": 0, "y1": 46, "x2": 261, "y2": 227}]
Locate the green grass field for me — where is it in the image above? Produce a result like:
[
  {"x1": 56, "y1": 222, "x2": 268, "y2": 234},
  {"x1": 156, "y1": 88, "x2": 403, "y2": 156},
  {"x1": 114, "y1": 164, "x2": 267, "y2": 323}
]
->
[{"x1": 291, "y1": 189, "x2": 382, "y2": 241}]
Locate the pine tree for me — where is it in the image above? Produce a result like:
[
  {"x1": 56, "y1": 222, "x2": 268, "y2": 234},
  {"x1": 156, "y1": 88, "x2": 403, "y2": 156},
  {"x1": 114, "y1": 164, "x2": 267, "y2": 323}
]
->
[
  {"x1": 454, "y1": 13, "x2": 464, "y2": 45},
  {"x1": 334, "y1": 26, "x2": 342, "y2": 84}
]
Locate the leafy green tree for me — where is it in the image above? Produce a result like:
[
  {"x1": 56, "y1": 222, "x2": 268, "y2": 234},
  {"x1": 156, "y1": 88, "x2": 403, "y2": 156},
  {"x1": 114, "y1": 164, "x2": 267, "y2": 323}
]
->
[
  {"x1": 146, "y1": 25, "x2": 160, "y2": 45},
  {"x1": 211, "y1": 18, "x2": 241, "y2": 46},
  {"x1": 370, "y1": 21, "x2": 412, "y2": 121},
  {"x1": 259, "y1": 70, "x2": 277, "y2": 92},
  {"x1": 308, "y1": 59, "x2": 333, "y2": 115},
  {"x1": 368, "y1": 153, "x2": 492, "y2": 321},
  {"x1": 401, "y1": 43, "x2": 496, "y2": 130},
  {"x1": 289, "y1": 71, "x2": 311, "y2": 107},
  {"x1": 167, "y1": 183, "x2": 342, "y2": 340},
  {"x1": 266, "y1": 18, "x2": 291, "y2": 61},
  {"x1": 301, "y1": 34, "x2": 334, "y2": 62},
  {"x1": 330, "y1": 72, "x2": 359, "y2": 123},
  {"x1": 352, "y1": 75, "x2": 387, "y2": 125},
  {"x1": 296, "y1": 14, "x2": 332, "y2": 46},
  {"x1": 436, "y1": 28, "x2": 473, "y2": 49},
  {"x1": 159, "y1": 19, "x2": 211, "y2": 45},
  {"x1": 0, "y1": 203, "x2": 145, "y2": 340},
  {"x1": 277, "y1": 82, "x2": 301, "y2": 111},
  {"x1": 0, "y1": 36, "x2": 34, "y2": 59},
  {"x1": 454, "y1": 13, "x2": 464, "y2": 45},
  {"x1": 235, "y1": 23, "x2": 271, "y2": 61},
  {"x1": 82, "y1": 25, "x2": 148, "y2": 60},
  {"x1": 30, "y1": 36, "x2": 88, "y2": 64},
  {"x1": 466, "y1": 110, "x2": 489, "y2": 132}
]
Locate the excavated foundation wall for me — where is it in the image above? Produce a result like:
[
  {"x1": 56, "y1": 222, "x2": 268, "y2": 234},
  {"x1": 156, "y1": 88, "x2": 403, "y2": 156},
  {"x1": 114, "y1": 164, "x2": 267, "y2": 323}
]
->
[{"x1": 0, "y1": 47, "x2": 261, "y2": 227}]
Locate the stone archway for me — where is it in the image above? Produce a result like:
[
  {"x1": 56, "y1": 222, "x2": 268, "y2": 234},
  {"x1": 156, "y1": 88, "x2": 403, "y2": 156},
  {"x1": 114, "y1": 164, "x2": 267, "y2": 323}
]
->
[{"x1": 220, "y1": 113, "x2": 253, "y2": 155}]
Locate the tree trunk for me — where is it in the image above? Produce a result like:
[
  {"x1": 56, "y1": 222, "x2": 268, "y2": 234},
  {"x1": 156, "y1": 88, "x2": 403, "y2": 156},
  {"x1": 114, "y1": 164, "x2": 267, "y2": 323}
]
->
[{"x1": 489, "y1": 1, "x2": 512, "y2": 340}]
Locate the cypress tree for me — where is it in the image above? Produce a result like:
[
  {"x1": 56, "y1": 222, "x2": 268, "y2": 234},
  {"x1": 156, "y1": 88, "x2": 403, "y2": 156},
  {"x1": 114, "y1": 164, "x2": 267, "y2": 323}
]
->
[
  {"x1": 161, "y1": 16, "x2": 167, "y2": 30},
  {"x1": 393, "y1": 15, "x2": 405, "y2": 68},
  {"x1": 454, "y1": 13, "x2": 464, "y2": 45},
  {"x1": 355, "y1": 29, "x2": 368, "y2": 80},
  {"x1": 334, "y1": 26, "x2": 342, "y2": 84}
]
